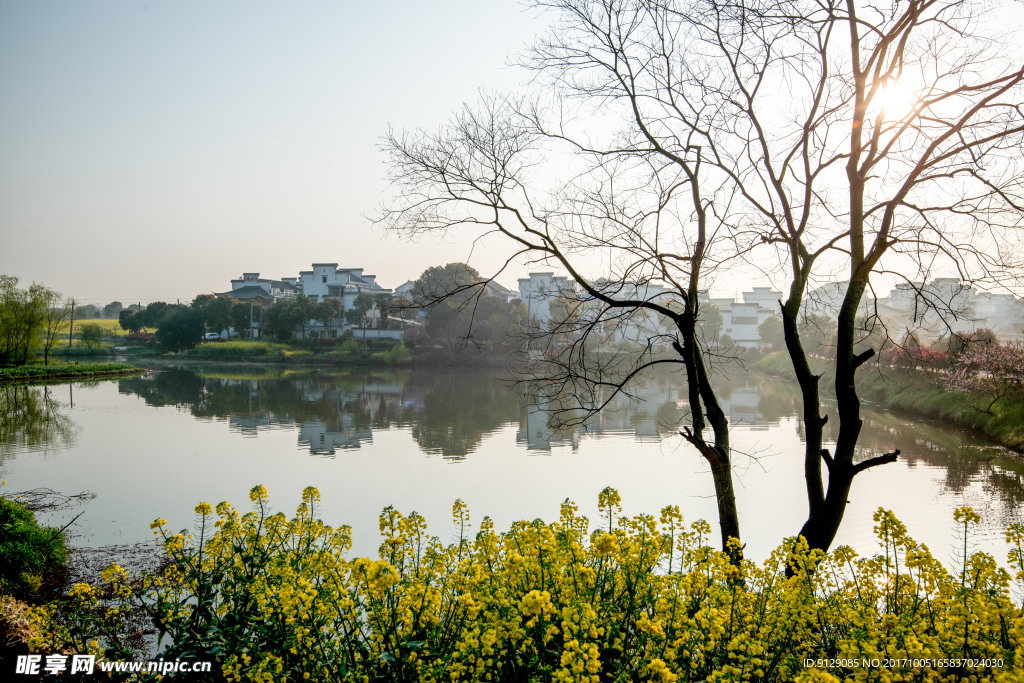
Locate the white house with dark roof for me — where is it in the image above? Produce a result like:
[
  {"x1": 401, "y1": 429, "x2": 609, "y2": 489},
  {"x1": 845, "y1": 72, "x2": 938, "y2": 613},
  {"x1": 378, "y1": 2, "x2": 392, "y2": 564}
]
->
[
  {"x1": 796, "y1": 278, "x2": 1024, "y2": 344},
  {"x1": 222, "y1": 273, "x2": 301, "y2": 302},
  {"x1": 703, "y1": 286, "x2": 784, "y2": 348},
  {"x1": 296, "y1": 264, "x2": 386, "y2": 307},
  {"x1": 218, "y1": 264, "x2": 397, "y2": 341}
]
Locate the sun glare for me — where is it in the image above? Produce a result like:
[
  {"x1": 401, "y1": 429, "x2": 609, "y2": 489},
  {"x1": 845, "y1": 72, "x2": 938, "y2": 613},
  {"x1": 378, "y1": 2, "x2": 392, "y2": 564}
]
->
[{"x1": 873, "y1": 79, "x2": 917, "y2": 121}]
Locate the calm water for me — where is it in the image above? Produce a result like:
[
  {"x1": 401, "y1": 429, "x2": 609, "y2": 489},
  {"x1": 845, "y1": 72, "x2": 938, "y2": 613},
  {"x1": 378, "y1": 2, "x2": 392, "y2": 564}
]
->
[{"x1": 2, "y1": 362, "x2": 1022, "y2": 565}]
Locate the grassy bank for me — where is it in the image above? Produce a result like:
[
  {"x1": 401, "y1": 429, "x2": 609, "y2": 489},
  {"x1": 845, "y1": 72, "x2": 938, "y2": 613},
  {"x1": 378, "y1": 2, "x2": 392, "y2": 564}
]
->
[
  {"x1": 179, "y1": 339, "x2": 413, "y2": 366},
  {"x1": 754, "y1": 351, "x2": 1024, "y2": 451},
  {"x1": 119, "y1": 338, "x2": 525, "y2": 367},
  {"x1": 0, "y1": 362, "x2": 141, "y2": 384},
  {"x1": 0, "y1": 497, "x2": 69, "y2": 603}
]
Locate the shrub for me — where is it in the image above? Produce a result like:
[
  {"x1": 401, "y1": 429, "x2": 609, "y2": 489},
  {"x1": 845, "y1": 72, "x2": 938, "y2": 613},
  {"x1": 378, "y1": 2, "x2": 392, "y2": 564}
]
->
[
  {"x1": 52, "y1": 344, "x2": 112, "y2": 357},
  {"x1": 39, "y1": 488, "x2": 1024, "y2": 681},
  {"x1": 369, "y1": 338, "x2": 400, "y2": 351},
  {"x1": 370, "y1": 344, "x2": 411, "y2": 365},
  {"x1": 0, "y1": 497, "x2": 68, "y2": 603},
  {"x1": 76, "y1": 323, "x2": 103, "y2": 352},
  {"x1": 333, "y1": 339, "x2": 362, "y2": 357},
  {"x1": 186, "y1": 341, "x2": 289, "y2": 358}
]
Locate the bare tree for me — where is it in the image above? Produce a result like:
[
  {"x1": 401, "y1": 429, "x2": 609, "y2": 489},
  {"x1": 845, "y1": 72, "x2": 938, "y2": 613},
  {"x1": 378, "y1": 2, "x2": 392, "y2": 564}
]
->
[
  {"x1": 379, "y1": 94, "x2": 746, "y2": 553},
  {"x1": 380, "y1": 0, "x2": 1024, "y2": 557},
  {"x1": 658, "y1": 0, "x2": 1024, "y2": 552}
]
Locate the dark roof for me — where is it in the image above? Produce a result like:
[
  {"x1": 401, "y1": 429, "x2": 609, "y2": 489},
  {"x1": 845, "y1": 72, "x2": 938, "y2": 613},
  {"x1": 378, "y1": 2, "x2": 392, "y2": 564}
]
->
[
  {"x1": 215, "y1": 286, "x2": 274, "y2": 300},
  {"x1": 486, "y1": 281, "x2": 516, "y2": 294}
]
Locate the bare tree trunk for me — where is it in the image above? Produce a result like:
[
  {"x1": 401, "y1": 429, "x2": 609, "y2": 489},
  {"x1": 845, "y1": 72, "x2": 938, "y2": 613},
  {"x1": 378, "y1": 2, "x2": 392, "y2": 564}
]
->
[
  {"x1": 780, "y1": 274, "x2": 829, "y2": 546},
  {"x1": 678, "y1": 306, "x2": 741, "y2": 553}
]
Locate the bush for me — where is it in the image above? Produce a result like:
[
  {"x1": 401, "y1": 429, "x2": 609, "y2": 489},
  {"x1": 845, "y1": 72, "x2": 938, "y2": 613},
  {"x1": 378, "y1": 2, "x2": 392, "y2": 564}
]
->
[
  {"x1": 369, "y1": 338, "x2": 400, "y2": 351},
  {"x1": 324, "y1": 339, "x2": 361, "y2": 358},
  {"x1": 52, "y1": 344, "x2": 112, "y2": 357},
  {"x1": 186, "y1": 341, "x2": 289, "y2": 358},
  {"x1": 40, "y1": 488, "x2": 1024, "y2": 681},
  {"x1": 0, "y1": 498, "x2": 68, "y2": 603},
  {"x1": 370, "y1": 344, "x2": 411, "y2": 365},
  {"x1": 76, "y1": 323, "x2": 103, "y2": 352}
]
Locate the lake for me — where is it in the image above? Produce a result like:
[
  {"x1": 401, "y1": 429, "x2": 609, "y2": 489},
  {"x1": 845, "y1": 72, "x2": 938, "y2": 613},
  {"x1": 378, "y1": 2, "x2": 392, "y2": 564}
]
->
[{"x1": 2, "y1": 362, "x2": 1022, "y2": 566}]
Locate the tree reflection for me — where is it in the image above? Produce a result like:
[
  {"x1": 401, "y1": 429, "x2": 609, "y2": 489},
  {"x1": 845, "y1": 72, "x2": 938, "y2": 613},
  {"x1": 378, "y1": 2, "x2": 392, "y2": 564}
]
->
[
  {"x1": 112, "y1": 364, "x2": 1024, "y2": 517},
  {"x1": 0, "y1": 385, "x2": 77, "y2": 461},
  {"x1": 409, "y1": 372, "x2": 522, "y2": 459},
  {"x1": 117, "y1": 368, "x2": 523, "y2": 459}
]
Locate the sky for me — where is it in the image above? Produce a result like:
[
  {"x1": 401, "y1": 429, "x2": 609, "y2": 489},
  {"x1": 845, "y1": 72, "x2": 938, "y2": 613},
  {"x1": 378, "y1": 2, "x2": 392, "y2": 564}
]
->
[
  {"x1": 0, "y1": 0, "x2": 542, "y2": 304},
  {"x1": 2, "y1": 1, "x2": 1022, "y2": 306}
]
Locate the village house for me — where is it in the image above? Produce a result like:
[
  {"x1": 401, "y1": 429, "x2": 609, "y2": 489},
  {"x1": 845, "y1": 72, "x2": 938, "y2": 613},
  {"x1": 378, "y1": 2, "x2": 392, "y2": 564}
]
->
[
  {"x1": 216, "y1": 264, "x2": 398, "y2": 341},
  {"x1": 800, "y1": 278, "x2": 1024, "y2": 344}
]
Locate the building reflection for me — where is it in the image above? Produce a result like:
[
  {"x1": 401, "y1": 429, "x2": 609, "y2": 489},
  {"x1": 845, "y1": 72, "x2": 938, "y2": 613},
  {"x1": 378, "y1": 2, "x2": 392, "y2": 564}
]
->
[
  {"x1": 110, "y1": 365, "x2": 1024, "y2": 520},
  {"x1": 117, "y1": 368, "x2": 523, "y2": 460},
  {"x1": 516, "y1": 372, "x2": 784, "y2": 451}
]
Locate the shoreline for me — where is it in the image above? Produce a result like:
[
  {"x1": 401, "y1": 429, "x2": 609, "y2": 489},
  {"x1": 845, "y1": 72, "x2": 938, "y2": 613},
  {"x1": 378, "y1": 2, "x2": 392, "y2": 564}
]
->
[
  {"x1": 753, "y1": 351, "x2": 1024, "y2": 455},
  {"x1": 0, "y1": 363, "x2": 143, "y2": 385}
]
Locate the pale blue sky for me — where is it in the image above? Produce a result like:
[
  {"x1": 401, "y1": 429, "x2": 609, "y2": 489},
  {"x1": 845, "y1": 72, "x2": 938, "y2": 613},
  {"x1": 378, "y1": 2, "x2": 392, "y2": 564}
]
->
[
  {"x1": 0, "y1": 1, "x2": 540, "y2": 302},
  {"x1": 3, "y1": 2, "x2": 1022, "y2": 304}
]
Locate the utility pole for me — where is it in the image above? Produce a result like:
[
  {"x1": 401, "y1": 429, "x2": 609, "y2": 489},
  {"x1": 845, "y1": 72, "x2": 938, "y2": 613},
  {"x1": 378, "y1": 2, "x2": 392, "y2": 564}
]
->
[{"x1": 68, "y1": 297, "x2": 76, "y2": 348}]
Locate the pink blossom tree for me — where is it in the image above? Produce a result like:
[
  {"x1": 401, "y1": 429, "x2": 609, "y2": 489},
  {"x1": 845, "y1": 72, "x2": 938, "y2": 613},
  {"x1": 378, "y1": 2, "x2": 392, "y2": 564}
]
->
[{"x1": 942, "y1": 342, "x2": 1024, "y2": 415}]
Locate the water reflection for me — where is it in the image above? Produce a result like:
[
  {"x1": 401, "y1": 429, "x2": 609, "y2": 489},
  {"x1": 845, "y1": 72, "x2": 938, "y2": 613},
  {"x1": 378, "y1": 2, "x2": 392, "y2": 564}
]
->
[
  {"x1": 109, "y1": 366, "x2": 1024, "y2": 525},
  {"x1": 116, "y1": 368, "x2": 523, "y2": 460},
  {"x1": 519, "y1": 373, "x2": 791, "y2": 450},
  {"x1": 0, "y1": 384, "x2": 77, "y2": 460},
  {"x1": 2, "y1": 364, "x2": 1022, "y2": 562}
]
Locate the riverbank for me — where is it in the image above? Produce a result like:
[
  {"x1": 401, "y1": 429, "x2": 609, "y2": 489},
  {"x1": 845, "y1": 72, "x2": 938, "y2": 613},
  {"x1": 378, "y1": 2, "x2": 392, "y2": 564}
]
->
[
  {"x1": 113, "y1": 339, "x2": 518, "y2": 368},
  {"x1": 754, "y1": 351, "x2": 1024, "y2": 452},
  {"x1": 0, "y1": 362, "x2": 142, "y2": 384}
]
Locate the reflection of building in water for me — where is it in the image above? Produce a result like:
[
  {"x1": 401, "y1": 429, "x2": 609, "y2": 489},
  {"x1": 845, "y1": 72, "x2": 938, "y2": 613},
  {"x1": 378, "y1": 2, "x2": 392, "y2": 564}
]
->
[
  {"x1": 228, "y1": 414, "x2": 295, "y2": 436},
  {"x1": 298, "y1": 419, "x2": 373, "y2": 455},
  {"x1": 516, "y1": 400, "x2": 585, "y2": 452},
  {"x1": 516, "y1": 373, "x2": 780, "y2": 450},
  {"x1": 716, "y1": 384, "x2": 767, "y2": 429},
  {"x1": 215, "y1": 376, "x2": 418, "y2": 455},
  {"x1": 292, "y1": 379, "x2": 412, "y2": 455},
  {"x1": 518, "y1": 375, "x2": 697, "y2": 450}
]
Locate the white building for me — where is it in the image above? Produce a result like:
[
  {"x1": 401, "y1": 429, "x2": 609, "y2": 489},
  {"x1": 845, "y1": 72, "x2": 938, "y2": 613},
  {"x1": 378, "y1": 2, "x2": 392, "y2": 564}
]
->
[
  {"x1": 878, "y1": 279, "x2": 1023, "y2": 343},
  {"x1": 219, "y1": 264, "x2": 395, "y2": 340},
  {"x1": 710, "y1": 287, "x2": 784, "y2": 348},
  {"x1": 797, "y1": 278, "x2": 1024, "y2": 344},
  {"x1": 518, "y1": 272, "x2": 577, "y2": 327},
  {"x1": 296, "y1": 264, "x2": 387, "y2": 306}
]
